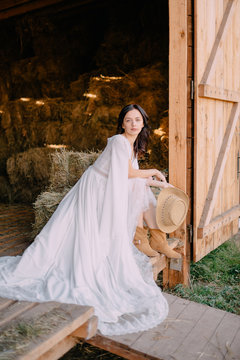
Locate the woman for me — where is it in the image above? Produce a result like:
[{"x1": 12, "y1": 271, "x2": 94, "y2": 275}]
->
[{"x1": 0, "y1": 104, "x2": 176, "y2": 335}]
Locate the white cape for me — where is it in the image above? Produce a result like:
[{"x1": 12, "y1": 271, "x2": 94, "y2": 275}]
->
[{"x1": 0, "y1": 134, "x2": 168, "y2": 335}]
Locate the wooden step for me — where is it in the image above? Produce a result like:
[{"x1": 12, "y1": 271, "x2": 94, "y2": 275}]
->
[{"x1": 0, "y1": 299, "x2": 97, "y2": 360}]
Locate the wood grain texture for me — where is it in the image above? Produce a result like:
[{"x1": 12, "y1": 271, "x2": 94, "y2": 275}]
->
[
  {"x1": 199, "y1": 102, "x2": 240, "y2": 227},
  {"x1": 194, "y1": 0, "x2": 240, "y2": 261},
  {"x1": 200, "y1": 0, "x2": 235, "y2": 84},
  {"x1": 96, "y1": 293, "x2": 240, "y2": 360},
  {"x1": 168, "y1": 0, "x2": 189, "y2": 286}
]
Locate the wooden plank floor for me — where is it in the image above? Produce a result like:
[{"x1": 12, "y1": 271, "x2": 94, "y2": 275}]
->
[
  {"x1": 89, "y1": 294, "x2": 240, "y2": 360},
  {"x1": 0, "y1": 297, "x2": 97, "y2": 360},
  {"x1": 1, "y1": 204, "x2": 240, "y2": 360},
  {"x1": 0, "y1": 203, "x2": 34, "y2": 256}
]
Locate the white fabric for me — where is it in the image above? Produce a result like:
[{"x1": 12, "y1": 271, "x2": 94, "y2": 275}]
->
[{"x1": 0, "y1": 134, "x2": 168, "y2": 335}]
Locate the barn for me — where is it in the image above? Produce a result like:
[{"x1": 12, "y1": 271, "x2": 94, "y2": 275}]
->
[{"x1": 0, "y1": 0, "x2": 239, "y2": 292}]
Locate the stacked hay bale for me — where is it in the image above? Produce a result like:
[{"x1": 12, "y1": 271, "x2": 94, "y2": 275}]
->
[
  {"x1": 6, "y1": 147, "x2": 55, "y2": 203},
  {"x1": 0, "y1": 62, "x2": 168, "y2": 203},
  {"x1": 32, "y1": 149, "x2": 101, "y2": 237}
]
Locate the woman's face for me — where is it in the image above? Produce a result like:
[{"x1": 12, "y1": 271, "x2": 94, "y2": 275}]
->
[{"x1": 122, "y1": 109, "x2": 144, "y2": 137}]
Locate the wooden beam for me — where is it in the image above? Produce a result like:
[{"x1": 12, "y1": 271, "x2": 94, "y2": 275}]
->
[
  {"x1": 199, "y1": 102, "x2": 240, "y2": 228},
  {"x1": 0, "y1": 0, "x2": 31, "y2": 12},
  {"x1": 198, "y1": 204, "x2": 240, "y2": 238},
  {"x1": 37, "y1": 316, "x2": 98, "y2": 360},
  {"x1": 198, "y1": 84, "x2": 240, "y2": 103},
  {"x1": 0, "y1": 0, "x2": 98, "y2": 20},
  {"x1": 0, "y1": 0, "x2": 65, "y2": 19},
  {"x1": 200, "y1": 0, "x2": 236, "y2": 84},
  {"x1": 86, "y1": 335, "x2": 161, "y2": 360},
  {"x1": 168, "y1": 0, "x2": 188, "y2": 287}
]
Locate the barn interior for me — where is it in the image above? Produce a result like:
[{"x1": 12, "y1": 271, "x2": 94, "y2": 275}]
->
[{"x1": 0, "y1": 0, "x2": 169, "y2": 204}]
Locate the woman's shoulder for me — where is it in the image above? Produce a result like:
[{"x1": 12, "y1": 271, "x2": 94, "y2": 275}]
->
[
  {"x1": 108, "y1": 134, "x2": 125, "y2": 142},
  {"x1": 107, "y1": 134, "x2": 131, "y2": 155},
  {"x1": 107, "y1": 134, "x2": 128, "y2": 147}
]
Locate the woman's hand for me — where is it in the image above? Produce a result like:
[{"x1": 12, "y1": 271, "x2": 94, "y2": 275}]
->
[
  {"x1": 154, "y1": 170, "x2": 167, "y2": 183},
  {"x1": 146, "y1": 177, "x2": 174, "y2": 188}
]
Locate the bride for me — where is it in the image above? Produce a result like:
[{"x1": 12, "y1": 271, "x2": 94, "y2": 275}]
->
[{"x1": 0, "y1": 104, "x2": 178, "y2": 336}]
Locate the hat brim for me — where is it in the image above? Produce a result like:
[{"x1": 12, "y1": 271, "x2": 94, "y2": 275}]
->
[{"x1": 156, "y1": 187, "x2": 189, "y2": 233}]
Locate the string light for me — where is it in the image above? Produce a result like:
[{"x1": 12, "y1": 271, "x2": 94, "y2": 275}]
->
[
  {"x1": 93, "y1": 74, "x2": 122, "y2": 82},
  {"x1": 46, "y1": 144, "x2": 67, "y2": 149},
  {"x1": 36, "y1": 100, "x2": 45, "y2": 105},
  {"x1": 83, "y1": 93, "x2": 97, "y2": 98}
]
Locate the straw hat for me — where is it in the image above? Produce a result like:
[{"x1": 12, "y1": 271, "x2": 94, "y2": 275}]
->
[{"x1": 156, "y1": 187, "x2": 189, "y2": 233}]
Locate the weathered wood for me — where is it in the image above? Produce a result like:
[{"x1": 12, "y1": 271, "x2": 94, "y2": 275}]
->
[
  {"x1": 195, "y1": 218, "x2": 239, "y2": 262},
  {"x1": 18, "y1": 304, "x2": 94, "y2": 360},
  {"x1": 198, "y1": 203, "x2": 240, "y2": 238},
  {"x1": 0, "y1": 301, "x2": 36, "y2": 327},
  {"x1": 37, "y1": 316, "x2": 98, "y2": 360},
  {"x1": 87, "y1": 334, "x2": 161, "y2": 360},
  {"x1": 199, "y1": 102, "x2": 240, "y2": 227},
  {"x1": 169, "y1": 0, "x2": 189, "y2": 286},
  {"x1": 200, "y1": 0, "x2": 236, "y2": 84},
  {"x1": 194, "y1": 0, "x2": 240, "y2": 262},
  {"x1": 0, "y1": 297, "x2": 15, "y2": 311},
  {"x1": 97, "y1": 293, "x2": 240, "y2": 360},
  {"x1": 198, "y1": 84, "x2": 240, "y2": 102}
]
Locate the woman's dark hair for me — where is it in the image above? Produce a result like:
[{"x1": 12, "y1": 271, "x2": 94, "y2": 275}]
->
[{"x1": 116, "y1": 104, "x2": 150, "y2": 157}]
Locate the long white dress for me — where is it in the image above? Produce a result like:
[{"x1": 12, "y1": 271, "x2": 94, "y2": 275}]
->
[{"x1": 0, "y1": 134, "x2": 168, "y2": 335}]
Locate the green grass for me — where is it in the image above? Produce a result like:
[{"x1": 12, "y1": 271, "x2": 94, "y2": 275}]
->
[{"x1": 166, "y1": 235, "x2": 240, "y2": 314}]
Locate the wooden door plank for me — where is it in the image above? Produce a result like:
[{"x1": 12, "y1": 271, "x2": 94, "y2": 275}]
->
[
  {"x1": 169, "y1": 0, "x2": 189, "y2": 286},
  {"x1": 200, "y1": 0, "x2": 236, "y2": 84},
  {"x1": 198, "y1": 203, "x2": 240, "y2": 238},
  {"x1": 199, "y1": 102, "x2": 240, "y2": 228},
  {"x1": 198, "y1": 84, "x2": 240, "y2": 102}
]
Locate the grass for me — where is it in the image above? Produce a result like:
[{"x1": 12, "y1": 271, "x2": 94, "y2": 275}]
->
[{"x1": 165, "y1": 234, "x2": 240, "y2": 315}]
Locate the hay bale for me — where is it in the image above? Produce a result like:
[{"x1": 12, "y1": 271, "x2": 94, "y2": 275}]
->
[
  {"x1": 32, "y1": 149, "x2": 101, "y2": 236},
  {"x1": 32, "y1": 188, "x2": 71, "y2": 238},
  {"x1": 49, "y1": 149, "x2": 101, "y2": 192},
  {"x1": 6, "y1": 147, "x2": 55, "y2": 203}
]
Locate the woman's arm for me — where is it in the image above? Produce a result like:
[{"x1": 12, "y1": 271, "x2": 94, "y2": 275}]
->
[
  {"x1": 146, "y1": 177, "x2": 173, "y2": 188},
  {"x1": 128, "y1": 160, "x2": 167, "y2": 182}
]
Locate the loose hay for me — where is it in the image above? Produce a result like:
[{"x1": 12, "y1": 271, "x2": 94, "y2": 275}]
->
[{"x1": 0, "y1": 307, "x2": 68, "y2": 359}]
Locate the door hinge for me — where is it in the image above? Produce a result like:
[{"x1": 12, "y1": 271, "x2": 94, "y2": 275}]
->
[
  {"x1": 187, "y1": 224, "x2": 193, "y2": 243},
  {"x1": 190, "y1": 80, "x2": 194, "y2": 100},
  {"x1": 237, "y1": 151, "x2": 240, "y2": 179}
]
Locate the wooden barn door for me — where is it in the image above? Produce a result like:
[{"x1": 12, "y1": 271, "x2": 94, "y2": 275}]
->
[{"x1": 194, "y1": 0, "x2": 240, "y2": 261}]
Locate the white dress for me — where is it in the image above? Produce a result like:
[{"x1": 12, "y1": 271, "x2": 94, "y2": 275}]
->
[{"x1": 0, "y1": 134, "x2": 168, "y2": 335}]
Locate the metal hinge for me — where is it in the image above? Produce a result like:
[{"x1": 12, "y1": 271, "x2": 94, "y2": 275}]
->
[
  {"x1": 187, "y1": 224, "x2": 193, "y2": 243},
  {"x1": 190, "y1": 80, "x2": 194, "y2": 100},
  {"x1": 237, "y1": 151, "x2": 240, "y2": 179}
]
